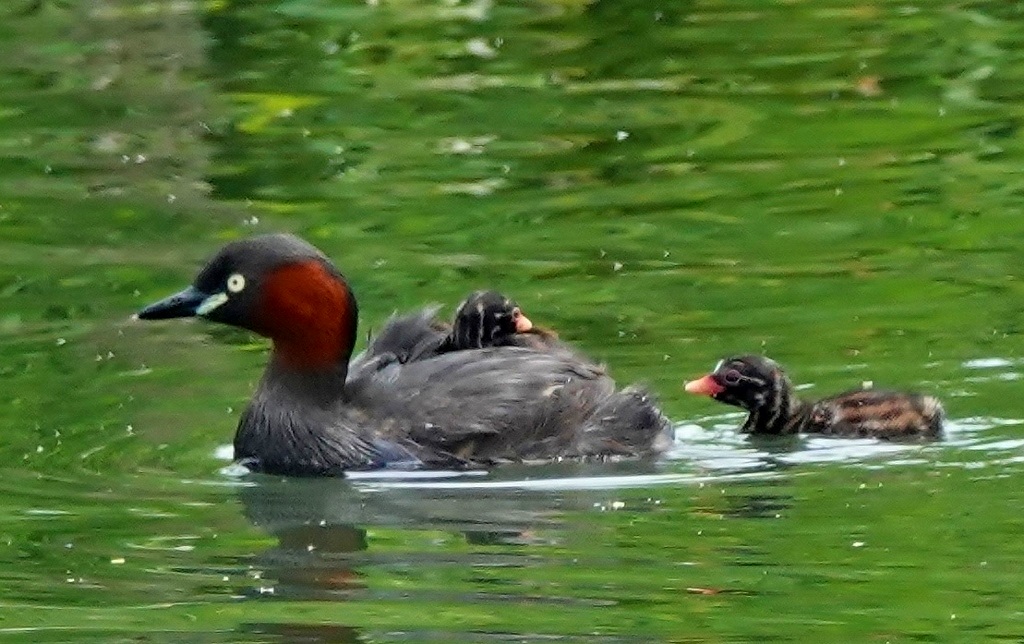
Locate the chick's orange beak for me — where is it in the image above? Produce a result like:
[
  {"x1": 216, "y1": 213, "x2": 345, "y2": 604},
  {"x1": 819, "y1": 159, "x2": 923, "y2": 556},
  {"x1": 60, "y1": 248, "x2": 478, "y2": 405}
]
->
[
  {"x1": 513, "y1": 308, "x2": 533, "y2": 333},
  {"x1": 684, "y1": 374, "x2": 725, "y2": 397}
]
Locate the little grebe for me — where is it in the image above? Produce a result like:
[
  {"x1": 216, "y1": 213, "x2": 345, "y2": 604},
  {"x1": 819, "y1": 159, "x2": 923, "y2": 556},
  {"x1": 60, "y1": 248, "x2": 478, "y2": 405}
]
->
[
  {"x1": 137, "y1": 234, "x2": 671, "y2": 475},
  {"x1": 684, "y1": 355, "x2": 943, "y2": 439}
]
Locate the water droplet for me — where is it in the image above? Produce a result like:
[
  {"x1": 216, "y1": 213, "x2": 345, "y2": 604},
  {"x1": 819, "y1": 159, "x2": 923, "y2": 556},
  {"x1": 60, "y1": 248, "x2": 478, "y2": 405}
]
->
[{"x1": 466, "y1": 38, "x2": 496, "y2": 58}]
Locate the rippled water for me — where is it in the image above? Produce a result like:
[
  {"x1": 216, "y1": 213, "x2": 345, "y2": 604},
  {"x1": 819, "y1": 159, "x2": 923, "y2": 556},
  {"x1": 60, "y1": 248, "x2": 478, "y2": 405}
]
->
[{"x1": 2, "y1": 0, "x2": 1024, "y2": 640}]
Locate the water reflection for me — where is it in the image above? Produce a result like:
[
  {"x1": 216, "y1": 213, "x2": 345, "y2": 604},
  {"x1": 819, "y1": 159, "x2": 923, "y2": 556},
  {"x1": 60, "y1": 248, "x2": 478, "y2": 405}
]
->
[
  {"x1": 233, "y1": 472, "x2": 599, "y2": 640},
  {"x1": 227, "y1": 406, "x2": 1019, "y2": 634},
  {"x1": 237, "y1": 623, "x2": 363, "y2": 644}
]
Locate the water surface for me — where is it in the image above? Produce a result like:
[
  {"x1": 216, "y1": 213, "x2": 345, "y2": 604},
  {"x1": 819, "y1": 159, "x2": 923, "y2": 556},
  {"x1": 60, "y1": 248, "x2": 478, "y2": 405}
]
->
[{"x1": 1, "y1": 0, "x2": 1024, "y2": 640}]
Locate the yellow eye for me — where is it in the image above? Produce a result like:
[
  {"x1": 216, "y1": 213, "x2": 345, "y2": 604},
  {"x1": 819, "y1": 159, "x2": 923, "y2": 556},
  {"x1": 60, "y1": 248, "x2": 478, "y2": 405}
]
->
[{"x1": 226, "y1": 273, "x2": 246, "y2": 294}]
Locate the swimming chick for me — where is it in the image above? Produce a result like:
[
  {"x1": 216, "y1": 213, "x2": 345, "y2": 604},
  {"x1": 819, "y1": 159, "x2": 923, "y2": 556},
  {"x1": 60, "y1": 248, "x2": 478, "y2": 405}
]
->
[{"x1": 684, "y1": 355, "x2": 943, "y2": 440}]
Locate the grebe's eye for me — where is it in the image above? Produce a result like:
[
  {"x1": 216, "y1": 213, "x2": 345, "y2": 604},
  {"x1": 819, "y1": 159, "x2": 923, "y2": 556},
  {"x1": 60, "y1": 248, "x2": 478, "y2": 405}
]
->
[
  {"x1": 226, "y1": 273, "x2": 246, "y2": 294},
  {"x1": 722, "y1": 369, "x2": 742, "y2": 385}
]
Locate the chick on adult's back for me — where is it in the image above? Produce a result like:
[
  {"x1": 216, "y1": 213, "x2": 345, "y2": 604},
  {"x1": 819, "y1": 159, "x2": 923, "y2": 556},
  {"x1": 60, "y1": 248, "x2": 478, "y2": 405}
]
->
[{"x1": 349, "y1": 289, "x2": 562, "y2": 374}]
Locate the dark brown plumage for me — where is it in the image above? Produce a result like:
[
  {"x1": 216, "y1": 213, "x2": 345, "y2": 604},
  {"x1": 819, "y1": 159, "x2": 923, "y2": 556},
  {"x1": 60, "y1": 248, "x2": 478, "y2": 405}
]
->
[
  {"x1": 351, "y1": 290, "x2": 561, "y2": 371},
  {"x1": 136, "y1": 234, "x2": 671, "y2": 475},
  {"x1": 684, "y1": 355, "x2": 943, "y2": 440},
  {"x1": 439, "y1": 290, "x2": 559, "y2": 353}
]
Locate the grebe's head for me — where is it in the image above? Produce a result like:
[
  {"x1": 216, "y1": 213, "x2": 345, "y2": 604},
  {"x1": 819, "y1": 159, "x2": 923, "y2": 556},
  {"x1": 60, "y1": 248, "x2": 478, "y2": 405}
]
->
[{"x1": 137, "y1": 233, "x2": 357, "y2": 369}]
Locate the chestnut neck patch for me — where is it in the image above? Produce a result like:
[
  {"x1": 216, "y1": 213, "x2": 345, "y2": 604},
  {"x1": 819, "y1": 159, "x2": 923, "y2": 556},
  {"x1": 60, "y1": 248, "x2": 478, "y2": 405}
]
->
[{"x1": 256, "y1": 260, "x2": 357, "y2": 371}]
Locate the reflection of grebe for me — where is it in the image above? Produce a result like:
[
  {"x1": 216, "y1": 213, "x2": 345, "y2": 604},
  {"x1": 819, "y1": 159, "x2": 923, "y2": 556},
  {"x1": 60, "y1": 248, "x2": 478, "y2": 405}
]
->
[
  {"x1": 232, "y1": 461, "x2": 667, "y2": 639},
  {"x1": 237, "y1": 622, "x2": 363, "y2": 643},
  {"x1": 238, "y1": 479, "x2": 370, "y2": 600},
  {"x1": 273, "y1": 523, "x2": 367, "y2": 591}
]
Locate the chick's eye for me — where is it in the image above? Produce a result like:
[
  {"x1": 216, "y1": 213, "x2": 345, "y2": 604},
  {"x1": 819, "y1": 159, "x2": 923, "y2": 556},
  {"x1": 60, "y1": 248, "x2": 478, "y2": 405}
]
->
[
  {"x1": 226, "y1": 273, "x2": 246, "y2": 294},
  {"x1": 722, "y1": 369, "x2": 742, "y2": 385}
]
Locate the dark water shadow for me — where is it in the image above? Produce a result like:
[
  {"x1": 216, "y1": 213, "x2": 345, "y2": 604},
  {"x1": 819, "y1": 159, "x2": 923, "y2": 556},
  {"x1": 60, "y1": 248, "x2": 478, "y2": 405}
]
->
[
  {"x1": 236, "y1": 622, "x2": 363, "y2": 644},
  {"x1": 229, "y1": 465, "x2": 668, "y2": 641}
]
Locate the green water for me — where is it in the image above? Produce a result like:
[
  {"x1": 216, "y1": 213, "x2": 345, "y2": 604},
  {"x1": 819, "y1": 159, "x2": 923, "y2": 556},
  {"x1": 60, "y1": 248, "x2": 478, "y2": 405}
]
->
[{"x1": 1, "y1": 0, "x2": 1024, "y2": 640}]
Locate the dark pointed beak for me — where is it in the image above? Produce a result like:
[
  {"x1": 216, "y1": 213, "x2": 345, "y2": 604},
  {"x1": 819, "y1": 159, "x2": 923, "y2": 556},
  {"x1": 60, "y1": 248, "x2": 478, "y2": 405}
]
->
[
  {"x1": 136, "y1": 286, "x2": 210, "y2": 320},
  {"x1": 684, "y1": 374, "x2": 726, "y2": 397}
]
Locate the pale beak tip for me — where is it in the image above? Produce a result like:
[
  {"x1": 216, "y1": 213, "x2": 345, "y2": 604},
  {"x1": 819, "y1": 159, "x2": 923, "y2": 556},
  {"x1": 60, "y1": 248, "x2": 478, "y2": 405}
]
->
[
  {"x1": 514, "y1": 311, "x2": 533, "y2": 333},
  {"x1": 684, "y1": 374, "x2": 725, "y2": 396}
]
